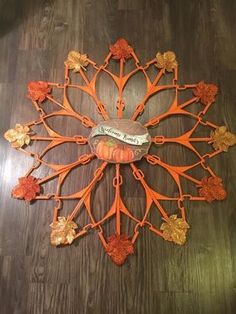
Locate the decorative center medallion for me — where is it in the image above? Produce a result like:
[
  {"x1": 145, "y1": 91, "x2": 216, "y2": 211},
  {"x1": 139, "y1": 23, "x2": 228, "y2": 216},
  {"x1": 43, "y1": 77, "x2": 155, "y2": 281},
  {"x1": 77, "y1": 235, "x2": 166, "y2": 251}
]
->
[{"x1": 88, "y1": 119, "x2": 151, "y2": 163}]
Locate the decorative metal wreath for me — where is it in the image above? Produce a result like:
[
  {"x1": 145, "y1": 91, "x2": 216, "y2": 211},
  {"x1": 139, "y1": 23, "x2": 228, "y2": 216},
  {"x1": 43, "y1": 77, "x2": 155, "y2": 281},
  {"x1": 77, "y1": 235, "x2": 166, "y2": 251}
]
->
[{"x1": 4, "y1": 39, "x2": 236, "y2": 266}]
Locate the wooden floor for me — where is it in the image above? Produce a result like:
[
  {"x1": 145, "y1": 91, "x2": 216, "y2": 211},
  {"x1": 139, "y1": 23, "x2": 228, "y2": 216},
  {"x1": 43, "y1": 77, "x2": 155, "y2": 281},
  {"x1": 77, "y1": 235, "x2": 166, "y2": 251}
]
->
[{"x1": 0, "y1": 0, "x2": 236, "y2": 313}]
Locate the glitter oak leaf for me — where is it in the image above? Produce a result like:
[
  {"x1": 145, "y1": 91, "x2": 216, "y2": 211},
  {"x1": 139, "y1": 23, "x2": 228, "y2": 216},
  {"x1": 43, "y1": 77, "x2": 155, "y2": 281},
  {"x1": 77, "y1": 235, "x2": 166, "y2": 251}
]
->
[
  {"x1": 64, "y1": 51, "x2": 89, "y2": 72},
  {"x1": 28, "y1": 81, "x2": 52, "y2": 102},
  {"x1": 210, "y1": 126, "x2": 236, "y2": 152},
  {"x1": 109, "y1": 38, "x2": 133, "y2": 61},
  {"x1": 198, "y1": 176, "x2": 227, "y2": 202},
  {"x1": 193, "y1": 81, "x2": 218, "y2": 105},
  {"x1": 4, "y1": 124, "x2": 31, "y2": 148},
  {"x1": 160, "y1": 215, "x2": 190, "y2": 245},
  {"x1": 50, "y1": 217, "x2": 78, "y2": 246},
  {"x1": 11, "y1": 176, "x2": 40, "y2": 201},
  {"x1": 155, "y1": 51, "x2": 178, "y2": 72},
  {"x1": 105, "y1": 234, "x2": 134, "y2": 265}
]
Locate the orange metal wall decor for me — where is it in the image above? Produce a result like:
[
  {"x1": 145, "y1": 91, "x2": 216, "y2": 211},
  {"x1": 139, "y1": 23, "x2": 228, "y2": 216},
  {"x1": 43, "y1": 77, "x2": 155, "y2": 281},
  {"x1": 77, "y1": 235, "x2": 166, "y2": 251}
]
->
[{"x1": 4, "y1": 39, "x2": 236, "y2": 266}]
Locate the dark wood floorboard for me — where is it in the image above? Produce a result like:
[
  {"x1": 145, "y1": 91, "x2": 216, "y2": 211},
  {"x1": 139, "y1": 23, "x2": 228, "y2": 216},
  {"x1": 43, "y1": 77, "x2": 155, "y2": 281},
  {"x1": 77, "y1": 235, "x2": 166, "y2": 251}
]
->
[{"x1": 0, "y1": 0, "x2": 236, "y2": 313}]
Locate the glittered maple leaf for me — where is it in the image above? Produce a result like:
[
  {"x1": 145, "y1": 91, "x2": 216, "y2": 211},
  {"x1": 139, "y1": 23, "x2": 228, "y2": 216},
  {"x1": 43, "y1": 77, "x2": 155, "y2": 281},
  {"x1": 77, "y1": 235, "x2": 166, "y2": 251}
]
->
[
  {"x1": 105, "y1": 234, "x2": 134, "y2": 265},
  {"x1": 193, "y1": 81, "x2": 218, "y2": 105},
  {"x1": 109, "y1": 38, "x2": 133, "y2": 61},
  {"x1": 11, "y1": 176, "x2": 40, "y2": 201},
  {"x1": 4, "y1": 124, "x2": 31, "y2": 148},
  {"x1": 210, "y1": 126, "x2": 236, "y2": 152},
  {"x1": 155, "y1": 51, "x2": 178, "y2": 72},
  {"x1": 64, "y1": 51, "x2": 89, "y2": 72},
  {"x1": 28, "y1": 81, "x2": 52, "y2": 102},
  {"x1": 160, "y1": 215, "x2": 190, "y2": 245},
  {"x1": 50, "y1": 217, "x2": 78, "y2": 246},
  {"x1": 198, "y1": 176, "x2": 227, "y2": 202}
]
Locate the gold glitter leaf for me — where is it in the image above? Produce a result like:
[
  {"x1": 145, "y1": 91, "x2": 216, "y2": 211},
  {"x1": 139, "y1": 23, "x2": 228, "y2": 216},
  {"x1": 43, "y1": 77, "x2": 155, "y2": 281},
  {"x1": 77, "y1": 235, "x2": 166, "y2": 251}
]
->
[
  {"x1": 160, "y1": 215, "x2": 190, "y2": 245},
  {"x1": 50, "y1": 217, "x2": 78, "y2": 246},
  {"x1": 64, "y1": 51, "x2": 89, "y2": 72},
  {"x1": 4, "y1": 124, "x2": 31, "y2": 148},
  {"x1": 155, "y1": 51, "x2": 178, "y2": 72},
  {"x1": 210, "y1": 126, "x2": 236, "y2": 152}
]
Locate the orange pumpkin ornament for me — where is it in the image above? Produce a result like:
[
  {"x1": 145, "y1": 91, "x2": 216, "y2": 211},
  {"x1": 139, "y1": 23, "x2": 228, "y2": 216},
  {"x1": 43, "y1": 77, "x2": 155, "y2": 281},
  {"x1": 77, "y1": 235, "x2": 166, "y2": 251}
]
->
[
  {"x1": 96, "y1": 139, "x2": 117, "y2": 160},
  {"x1": 112, "y1": 145, "x2": 134, "y2": 163}
]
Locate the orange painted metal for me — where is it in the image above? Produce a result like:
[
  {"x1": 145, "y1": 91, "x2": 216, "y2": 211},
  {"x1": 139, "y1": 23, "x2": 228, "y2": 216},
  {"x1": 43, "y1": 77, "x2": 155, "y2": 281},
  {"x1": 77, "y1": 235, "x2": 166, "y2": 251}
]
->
[{"x1": 5, "y1": 38, "x2": 232, "y2": 266}]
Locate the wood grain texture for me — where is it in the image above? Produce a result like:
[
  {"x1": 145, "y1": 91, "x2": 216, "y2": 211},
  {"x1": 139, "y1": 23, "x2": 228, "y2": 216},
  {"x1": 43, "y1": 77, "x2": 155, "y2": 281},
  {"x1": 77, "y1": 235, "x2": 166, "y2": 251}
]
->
[{"x1": 0, "y1": 0, "x2": 236, "y2": 313}]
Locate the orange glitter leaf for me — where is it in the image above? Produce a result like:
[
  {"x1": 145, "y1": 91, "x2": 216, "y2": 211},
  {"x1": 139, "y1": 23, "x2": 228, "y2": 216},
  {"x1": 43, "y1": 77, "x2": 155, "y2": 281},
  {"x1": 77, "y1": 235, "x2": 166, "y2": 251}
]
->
[
  {"x1": 198, "y1": 176, "x2": 227, "y2": 202},
  {"x1": 12, "y1": 176, "x2": 40, "y2": 201},
  {"x1": 106, "y1": 234, "x2": 134, "y2": 265},
  {"x1": 28, "y1": 81, "x2": 52, "y2": 102},
  {"x1": 110, "y1": 38, "x2": 133, "y2": 60},
  {"x1": 193, "y1": 81, "x2": 218, "y2": 105}
]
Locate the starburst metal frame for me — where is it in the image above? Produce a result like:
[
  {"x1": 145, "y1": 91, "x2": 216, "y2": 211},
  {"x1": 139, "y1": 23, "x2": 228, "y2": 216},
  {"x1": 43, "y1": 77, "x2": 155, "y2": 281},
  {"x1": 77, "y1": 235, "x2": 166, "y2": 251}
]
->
[{"x1": 4, "y1": 39, "x2": 234, "y2": 266}]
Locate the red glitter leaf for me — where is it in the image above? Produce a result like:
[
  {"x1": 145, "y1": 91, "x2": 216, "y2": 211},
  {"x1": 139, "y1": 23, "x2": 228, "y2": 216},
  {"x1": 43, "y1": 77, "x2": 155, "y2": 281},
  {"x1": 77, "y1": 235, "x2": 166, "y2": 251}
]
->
[
  {"x1": 198, "y1": 176, "x2": 227, "y2": 202},
  {"x1": 193, "y1": 81, "x2": 218, "y2": 105},
  {"x1": 12, "y1": 176, "x2": 40, "y2": 202},
  {"x1": 109, "y1": 38, "x2": 133, "y2": 60},
  {"x1": 28, "y1": 81, "x2": 52, "y2": 102},
  {"x1": 106, "y1": 234, "x2": 134, "y2": 265}
]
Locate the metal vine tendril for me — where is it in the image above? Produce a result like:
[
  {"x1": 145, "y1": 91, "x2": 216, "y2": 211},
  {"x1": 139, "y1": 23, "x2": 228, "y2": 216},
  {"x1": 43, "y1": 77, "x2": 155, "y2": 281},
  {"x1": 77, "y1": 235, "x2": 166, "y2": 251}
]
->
[{"x1": 4, "y1": 38, "x2": 236, "y2": 266}]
